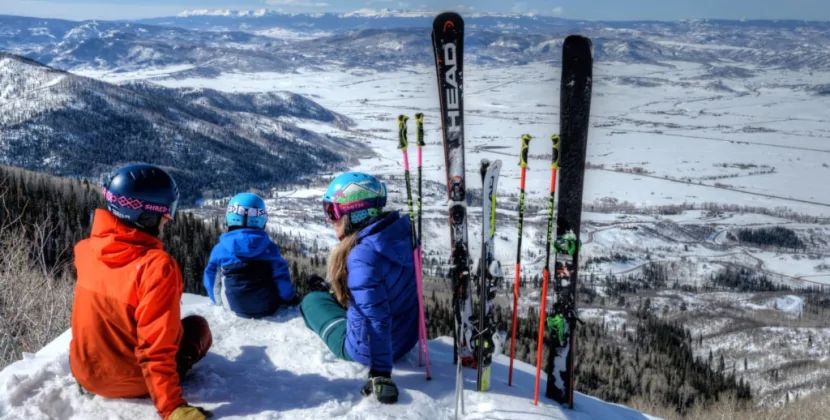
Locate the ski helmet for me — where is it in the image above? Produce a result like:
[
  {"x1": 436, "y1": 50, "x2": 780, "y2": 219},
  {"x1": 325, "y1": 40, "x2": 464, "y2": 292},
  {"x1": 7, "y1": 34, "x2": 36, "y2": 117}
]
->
[
  {"x1": 226, "y1": 192, "x2": 268, "y2": 229},
  {"x1": 102, "y1": 163, "x2": 179, "y2": 230},
  {"x1": 322, "y1": 172, "x2": 386, "y2": 224}
]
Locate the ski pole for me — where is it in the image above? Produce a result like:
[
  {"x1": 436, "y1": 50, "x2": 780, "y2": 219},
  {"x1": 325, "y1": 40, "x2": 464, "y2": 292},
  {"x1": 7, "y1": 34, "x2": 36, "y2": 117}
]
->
[
  {"x1": 416, "y1": 112, "x2": 425, "y2": 241},
  {"x1": 508, "y1": 134, "x2": 532, "y2": 386},
  {"x1": 398, "y1": 114, "x2": 431, "y2": 380},
  {"x1": 415, "y1": 112, "x2": 432, "y2": 379},
  {"x1": 534, "y1": 134, "x2": 560, "y2": 405}
]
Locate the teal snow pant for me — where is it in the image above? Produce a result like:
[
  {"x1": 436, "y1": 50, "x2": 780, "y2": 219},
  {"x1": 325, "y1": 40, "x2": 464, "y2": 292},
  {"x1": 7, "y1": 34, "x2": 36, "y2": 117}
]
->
[{"x1": 300, "y1": 291, "x2": 351, "y2": 361}]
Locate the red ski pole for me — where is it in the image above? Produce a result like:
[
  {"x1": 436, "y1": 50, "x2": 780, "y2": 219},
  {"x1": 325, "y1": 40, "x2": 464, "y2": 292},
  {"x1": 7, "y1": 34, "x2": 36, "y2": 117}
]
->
[
  {"x1": 534, "y1": 134, "x2": 560, "y2": 405},
  {"x1": 508, "y1": 134, "x2": 532, "y2": 386}
]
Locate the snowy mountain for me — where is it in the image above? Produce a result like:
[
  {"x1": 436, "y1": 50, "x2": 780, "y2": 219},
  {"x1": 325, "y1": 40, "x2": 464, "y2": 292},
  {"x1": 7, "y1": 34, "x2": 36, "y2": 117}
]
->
[
  {"x1": 2, "y1": 14, "x2": 830, "y2": 76},
  {"x1": 0, "y1": 52, "x2": 364, "y2": 200},
  {"x1": 0, "y1": 294, "x2": 656, "y2": 420}
]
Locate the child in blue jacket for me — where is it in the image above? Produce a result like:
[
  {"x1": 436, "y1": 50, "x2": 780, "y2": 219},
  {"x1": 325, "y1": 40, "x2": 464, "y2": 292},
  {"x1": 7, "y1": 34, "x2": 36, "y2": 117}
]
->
[
  {"x1": 204, "y1": 192, "x2": 296, "y2": 318},
  {"x1": 300, "y1": 172, "x2": 418, "y2": 405}
]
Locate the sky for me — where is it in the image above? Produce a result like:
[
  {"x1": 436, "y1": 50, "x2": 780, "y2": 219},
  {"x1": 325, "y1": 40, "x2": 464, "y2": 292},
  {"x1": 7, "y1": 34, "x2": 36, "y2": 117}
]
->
[{"x1": 1, "y1": 0, "x2": 829, "y2": 21}]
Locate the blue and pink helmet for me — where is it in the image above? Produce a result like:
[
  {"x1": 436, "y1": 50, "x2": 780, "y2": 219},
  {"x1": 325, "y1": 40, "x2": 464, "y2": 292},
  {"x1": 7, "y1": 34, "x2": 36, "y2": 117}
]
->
[
  {"x1": 322, "y1": 172, "x2": 387, "y2": 225},
  {"x1": 226, "y1": 192, "x2": 268, "y2": 229}
]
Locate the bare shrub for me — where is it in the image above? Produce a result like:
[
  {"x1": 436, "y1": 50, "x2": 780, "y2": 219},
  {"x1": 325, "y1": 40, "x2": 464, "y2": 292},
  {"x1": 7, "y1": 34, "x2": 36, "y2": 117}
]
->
[{"x1": 0, "y1": 224, "x2": 73, "y2": 369}]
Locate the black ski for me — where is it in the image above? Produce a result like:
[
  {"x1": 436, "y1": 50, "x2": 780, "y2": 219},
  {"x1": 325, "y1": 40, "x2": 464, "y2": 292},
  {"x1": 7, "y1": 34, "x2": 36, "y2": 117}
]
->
[
  {"x1": 432, "y1": 12, "x2": 473, "y2": 369},
  {"x1": 476, "y1": 159, "x2": 502, "y2": 392},
  {"x1": 545, "y1": 35, "x2": 593, "y2": 408}
]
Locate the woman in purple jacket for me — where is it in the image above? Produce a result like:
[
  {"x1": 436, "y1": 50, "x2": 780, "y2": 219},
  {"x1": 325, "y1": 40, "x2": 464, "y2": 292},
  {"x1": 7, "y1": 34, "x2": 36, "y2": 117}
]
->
[{"x1": 300, "y1": 172, "x2": 418, "y2": 404}]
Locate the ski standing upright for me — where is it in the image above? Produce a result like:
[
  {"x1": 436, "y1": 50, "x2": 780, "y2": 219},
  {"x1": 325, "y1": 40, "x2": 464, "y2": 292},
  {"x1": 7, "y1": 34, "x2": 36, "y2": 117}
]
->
[
  {"x1": 431, "y1": 11, "x2": 470, "y2": 418},
  {"x1": 545, "y1": 34, "x2": 593, "y2": 409},
  {"x1": 476, "y1": 159, "x2": 502, "y2": 392}
]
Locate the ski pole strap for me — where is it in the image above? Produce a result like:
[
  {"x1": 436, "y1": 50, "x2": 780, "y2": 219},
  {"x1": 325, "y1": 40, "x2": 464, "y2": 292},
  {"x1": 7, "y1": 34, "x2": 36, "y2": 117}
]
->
[
  {"x1": 519, "y1": 134, "x2": 532, "y2": 168},
  {"x1": 554, "y1": 230, "x2": 580, "y2": 256},
  {"x1": 415, "y1": 113, "x2": 425, "y2": 146},
  {"x1": 398, "y1": 114, "x2": 409, "y2": 150},
  {"x1": 489, "y1": 190, "x2": 497, "y2": 238},
  {"x1": 546, "y1": 314, "x2": 567, "y2": 344},
  {"x1": 551, "y1": 134, "x2": 561, "y2": 169}
]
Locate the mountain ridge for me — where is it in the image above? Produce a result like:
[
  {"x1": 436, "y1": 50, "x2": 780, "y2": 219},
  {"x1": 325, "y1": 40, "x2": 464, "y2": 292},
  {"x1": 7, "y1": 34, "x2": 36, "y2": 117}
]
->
[{"x1": 0, "y1": 52, "x2": 365, "y2": 201}]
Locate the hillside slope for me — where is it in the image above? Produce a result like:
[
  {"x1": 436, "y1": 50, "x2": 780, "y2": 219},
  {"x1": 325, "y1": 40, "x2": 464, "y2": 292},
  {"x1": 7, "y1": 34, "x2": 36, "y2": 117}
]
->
[
  {"x1": 0, "y1": 294, "x2": 656, "y2": 420},
  {"x1": 0, "y1": 52, "x2": 365, "y2": 200}
]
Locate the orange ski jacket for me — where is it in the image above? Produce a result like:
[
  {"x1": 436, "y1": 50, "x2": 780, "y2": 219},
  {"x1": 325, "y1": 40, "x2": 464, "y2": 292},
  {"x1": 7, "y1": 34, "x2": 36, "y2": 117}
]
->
[{"x1": 70, "y1": 209, "x2": 185, "y2": 419}]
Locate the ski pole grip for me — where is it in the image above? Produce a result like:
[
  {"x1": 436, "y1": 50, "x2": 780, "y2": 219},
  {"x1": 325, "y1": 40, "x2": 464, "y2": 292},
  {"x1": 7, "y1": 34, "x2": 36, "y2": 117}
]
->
[
  {"x1": 415, "y1": 113, "x2": 425, "y2": 146},
  {"x1": 480, "y1": 159, "x2": 490, "y2": 181},
  {"x1": 398, "y1": 115, "x2": 409, "y2": 150},
  {"x1": 519, "y1": 134, "x2": 532, "y2": 168},
  {"x1": 551, "y1": 134, "x2": 561, "y2": 169}
]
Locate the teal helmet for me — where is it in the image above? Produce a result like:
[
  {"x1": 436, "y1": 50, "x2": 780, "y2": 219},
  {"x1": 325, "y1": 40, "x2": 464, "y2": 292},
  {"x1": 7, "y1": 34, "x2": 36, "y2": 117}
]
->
[
  {"x1": 226, "y1": 192, "x2": 268, "y2": 229},
  {"x1": 322, "y1": 172, "x2": 386, "y2": 225}
]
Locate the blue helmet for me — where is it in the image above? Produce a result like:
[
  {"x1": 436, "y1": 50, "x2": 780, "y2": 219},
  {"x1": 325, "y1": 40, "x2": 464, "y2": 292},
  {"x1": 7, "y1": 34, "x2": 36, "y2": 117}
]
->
[
  {"x1": 226, "y1": 192, "x2": 268, "y2": 229},
  {"x1": 103, "y1": 163, "x2": 179, "y2": 229},
  {"x1": 322, "y1": 172, "x2": 386, "y2": 225}
]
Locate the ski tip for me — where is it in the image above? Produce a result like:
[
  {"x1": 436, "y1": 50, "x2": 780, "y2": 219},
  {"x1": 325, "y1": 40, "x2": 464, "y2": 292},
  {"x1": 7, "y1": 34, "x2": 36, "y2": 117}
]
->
[
  {"x1": 480, "y1": 159, "x2": 491, "y2": 177},
  {"x1": 563, "y1": 35, "x2": 593, "y2": 62},
  {"x1": 433, "y1": 11, "x2": 464, "y2": 32},
  {"x1": 564, "y1": 34, "x2": 592, "y2": 48}
]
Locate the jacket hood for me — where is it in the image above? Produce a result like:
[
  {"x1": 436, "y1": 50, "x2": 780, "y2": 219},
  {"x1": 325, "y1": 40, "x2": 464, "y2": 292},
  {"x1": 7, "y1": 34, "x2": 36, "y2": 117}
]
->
[
  {"x1": 89, "y1": 209, "x2": 163, "y2": 268},
  {"x1": 357, "y1": 211, "x2": 414, "y2": 267},
  {"x1": 219, "y1": 228, "x2": 272, "y2": 258}
]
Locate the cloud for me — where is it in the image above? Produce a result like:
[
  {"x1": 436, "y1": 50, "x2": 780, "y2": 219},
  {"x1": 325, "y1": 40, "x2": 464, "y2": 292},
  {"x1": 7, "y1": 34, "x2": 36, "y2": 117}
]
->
[{"x1": 552, "y1": 6, "x2": 564, "y2": 16}]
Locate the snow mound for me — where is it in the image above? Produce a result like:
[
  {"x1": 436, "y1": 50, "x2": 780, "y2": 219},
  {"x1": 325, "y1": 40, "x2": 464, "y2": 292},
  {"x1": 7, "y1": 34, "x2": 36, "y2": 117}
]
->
[
  {"x1": 770, "y1": 295, "x2": 804, "y2": 317},
  {"x1": 0, "y1": 294, "x2": 656, "y2": 419}
]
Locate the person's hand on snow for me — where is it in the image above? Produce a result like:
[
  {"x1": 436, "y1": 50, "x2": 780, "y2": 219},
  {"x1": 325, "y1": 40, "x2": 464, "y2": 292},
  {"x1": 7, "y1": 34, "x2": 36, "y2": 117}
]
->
[
  {"x1": 304, "y1": 274, "x2": 330, "y2": 293},
  {"x1": 361, "y1": 370, "x2": 399, "y2": 404},
  {"x1": 167, "y1": 404, "x2": 213, "y2": 420}
]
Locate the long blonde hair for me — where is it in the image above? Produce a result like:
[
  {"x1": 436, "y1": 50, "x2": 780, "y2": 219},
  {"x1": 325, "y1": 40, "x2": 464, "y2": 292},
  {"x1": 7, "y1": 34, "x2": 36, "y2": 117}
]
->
[{"x1": 327, "y1": 226, "x2": 359, "y2": 307}]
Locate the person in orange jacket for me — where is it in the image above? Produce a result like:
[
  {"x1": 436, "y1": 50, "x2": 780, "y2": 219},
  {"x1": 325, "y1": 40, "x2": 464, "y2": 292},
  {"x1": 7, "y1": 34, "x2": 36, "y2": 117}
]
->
[{"x1": 70, "y1": 164, "x2": 213, "y2": 420}]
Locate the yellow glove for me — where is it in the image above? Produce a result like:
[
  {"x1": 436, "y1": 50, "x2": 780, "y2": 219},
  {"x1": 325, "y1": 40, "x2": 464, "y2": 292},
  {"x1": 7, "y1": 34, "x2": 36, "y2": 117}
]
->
[{"x1": 167, "y1": 405, "x2": 212, "y2": 420}]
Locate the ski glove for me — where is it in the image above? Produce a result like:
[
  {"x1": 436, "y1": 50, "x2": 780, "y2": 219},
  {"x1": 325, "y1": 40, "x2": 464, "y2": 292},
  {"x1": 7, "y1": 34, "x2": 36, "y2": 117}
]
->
[
  {"x1": 361, "y1": 373, "x2": 398, "y2": 404},
  {"x1": 167, "y1": 405, "x2": 213, "y2": 420},
  {"x1": 305, "y1": 274, "x2": 330, "y2": 293}
]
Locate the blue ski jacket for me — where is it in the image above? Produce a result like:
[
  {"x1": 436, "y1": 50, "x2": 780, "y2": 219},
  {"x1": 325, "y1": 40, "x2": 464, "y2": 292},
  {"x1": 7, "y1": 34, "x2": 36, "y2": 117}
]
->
[
  {"x1": 203, "y1": 228, "x2": 295, "y2": 318},
  {"x1": 345, "y1": 212, "x2": 418, "y2": 373}
]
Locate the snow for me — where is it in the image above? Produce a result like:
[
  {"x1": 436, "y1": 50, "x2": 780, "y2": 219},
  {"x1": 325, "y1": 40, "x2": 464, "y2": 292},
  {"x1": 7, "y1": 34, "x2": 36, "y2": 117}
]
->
[
  {"x1": 751, "y1": 251, "x2": 830, "y2": 284},
  {"x1": 254, "y1": 28, "x2": 331, "y2": 41},
  {"x1": 579, "y1": 308, "x2": 629, "y2": 331},
  {"x1": 0, "y1": 294, "x2": 657, "y2": 420},
  {"x1": 277, "y1": 188, "x2": 327, "y2": 199},
  {"x1": 769, "y1": 295, "x2": 805, "y2": 316}
]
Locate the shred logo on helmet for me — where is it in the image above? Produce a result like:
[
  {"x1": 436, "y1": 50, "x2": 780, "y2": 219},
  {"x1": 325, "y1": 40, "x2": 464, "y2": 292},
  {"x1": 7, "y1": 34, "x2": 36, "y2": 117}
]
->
[
  {"x1": 322, "y1": 172, "x2": 387, "y2": 224},
  {"x1": 226, "y1": 192, "x2": 268, "y2": 229},
  {"x1": 102, "y1": 163, "x2": 179, "y2": 228}
]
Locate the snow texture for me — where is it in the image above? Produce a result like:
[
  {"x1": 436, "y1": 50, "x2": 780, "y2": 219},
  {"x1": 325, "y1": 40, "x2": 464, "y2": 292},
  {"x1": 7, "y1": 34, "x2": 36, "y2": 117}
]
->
[{"x1": 0, "y1": 294, "x2": 656, "y2": 420}]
